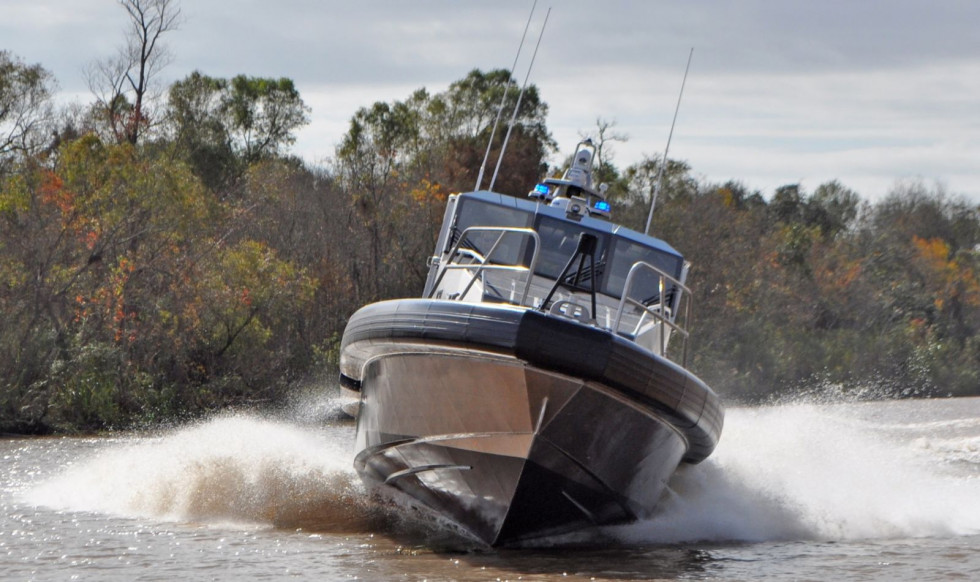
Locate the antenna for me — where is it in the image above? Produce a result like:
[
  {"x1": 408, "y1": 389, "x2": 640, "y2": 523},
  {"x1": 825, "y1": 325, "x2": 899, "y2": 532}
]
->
[
  {"x1": 489, "y1": 7, "x2": 551, "y2": 193},
  {"x1": 644, "y1": 47, "x2": 693, "y2": 236},
  {"x1": 474, "y1": 1, "x2": 537, "y2": 191}
]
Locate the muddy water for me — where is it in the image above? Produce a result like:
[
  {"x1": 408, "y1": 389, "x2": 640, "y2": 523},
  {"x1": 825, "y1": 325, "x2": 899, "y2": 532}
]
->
[{"x1": 3, "y1": 397, "x2": 980, "y2": 580}]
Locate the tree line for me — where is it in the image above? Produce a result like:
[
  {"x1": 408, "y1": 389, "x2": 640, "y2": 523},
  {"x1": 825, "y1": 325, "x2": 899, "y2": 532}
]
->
[{"x1": 2, "y1": 2, "x2": 979, "y2": 433}]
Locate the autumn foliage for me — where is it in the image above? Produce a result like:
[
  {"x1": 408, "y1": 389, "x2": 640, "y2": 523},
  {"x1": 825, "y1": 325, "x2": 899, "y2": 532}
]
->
[{"x1": 2, "y1": 55, "x2": 980, "y2": 433}]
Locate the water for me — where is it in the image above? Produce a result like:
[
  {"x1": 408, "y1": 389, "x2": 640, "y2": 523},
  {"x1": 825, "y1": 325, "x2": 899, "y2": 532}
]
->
[{"x1": 3, "y1": 396, "x2": 979, "y2": 580}]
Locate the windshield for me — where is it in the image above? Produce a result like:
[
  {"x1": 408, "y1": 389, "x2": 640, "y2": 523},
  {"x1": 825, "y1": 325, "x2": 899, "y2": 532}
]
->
[
  {"x1": 534, "y1": 216, "x2": 606, "y2": 290},
  {"x1": 604, "y1": 237, "x2": 681, "y2": 303},
  {"x1": 451, "y1": 196, "x2": 681, "y2": 301},
  {"x1": 453, "y1": 199, "x2": 533, "y2": 265}
]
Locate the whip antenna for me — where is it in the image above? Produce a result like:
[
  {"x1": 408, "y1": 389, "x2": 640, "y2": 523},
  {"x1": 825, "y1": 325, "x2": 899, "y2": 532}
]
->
[
  {"x1": 475, "y1": 0, "x2": 537, "y2": 191},
  {"x1": 489, "y1": 6, "x2": 551, "y2": 192},
  {"x1": 645, "y1": 47, "x2": 693, "y2": 235}
]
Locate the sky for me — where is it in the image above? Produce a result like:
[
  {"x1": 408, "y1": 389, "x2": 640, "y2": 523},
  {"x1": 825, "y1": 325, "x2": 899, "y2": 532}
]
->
[{"x1": 3, "y1": 0, "x2": 980, "y2": 202}]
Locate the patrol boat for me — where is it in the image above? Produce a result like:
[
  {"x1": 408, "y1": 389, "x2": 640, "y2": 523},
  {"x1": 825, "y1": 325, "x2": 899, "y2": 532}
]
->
[{"x1": 339, "y1": 139, "x2": 723, "y2": 546}]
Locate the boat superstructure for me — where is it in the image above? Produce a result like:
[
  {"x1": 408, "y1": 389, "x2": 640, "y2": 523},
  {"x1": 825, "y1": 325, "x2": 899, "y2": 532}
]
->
[{"x1": 339, "y1": 140, "x2": 723, "y2": 546}]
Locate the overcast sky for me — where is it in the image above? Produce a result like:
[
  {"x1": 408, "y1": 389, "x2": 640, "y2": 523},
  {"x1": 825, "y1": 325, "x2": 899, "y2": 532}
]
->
[{"x1": 3, "y1": 0, "x2": 980, "y2": 201}]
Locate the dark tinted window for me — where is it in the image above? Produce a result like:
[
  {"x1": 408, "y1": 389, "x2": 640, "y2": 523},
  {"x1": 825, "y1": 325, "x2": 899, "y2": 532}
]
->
[
  {"x1": 453, "y1": 197, "x2": 680, "y2": 302},
  {"x1": 454, "y1": 199, "x2": 533, "y2": 265},
  {"x1": 533, "y1": 216, "x2": 607, "y2": 289},
  {"x1": 604, "y1": 237, "x2": 681, "y2": 301}
]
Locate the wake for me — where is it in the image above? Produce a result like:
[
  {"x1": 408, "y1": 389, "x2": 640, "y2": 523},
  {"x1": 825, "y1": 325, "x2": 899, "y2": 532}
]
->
[
  {"x1": 611, "y1": 400, "x2": 980, "y2": 544},
  {"x1": 27, "y1": 397, "x2": 980, "y2": 545},
  {"x1": 27, "y1": 412, "x2": 382, "y2": 533}
]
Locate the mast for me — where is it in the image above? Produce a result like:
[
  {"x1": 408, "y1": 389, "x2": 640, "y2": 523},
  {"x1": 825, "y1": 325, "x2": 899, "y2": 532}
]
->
[
  {"x1": 474, "y1": 1, "x2": 537, "y2": 191},
  {"x1": 645, "y1": 47, "x2": 693, "y2": 236},
  {"x1": 489, "y1": 7, "x2": 551, "y2": 193}
]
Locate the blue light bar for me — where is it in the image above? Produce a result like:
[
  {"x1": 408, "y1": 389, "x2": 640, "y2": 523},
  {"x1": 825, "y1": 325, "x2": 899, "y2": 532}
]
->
[
  {"x1": 594, "y1": 200, "x2": 611, "y2": 212},
  {"x1": 534, "y1": 183, "x2": 550, "y2": 195}
]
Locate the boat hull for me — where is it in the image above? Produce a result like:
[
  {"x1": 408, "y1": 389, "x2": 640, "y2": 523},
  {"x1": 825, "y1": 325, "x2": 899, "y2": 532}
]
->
[{"x1": 341, "y1": 299, "x2": 723, "y2": 546}]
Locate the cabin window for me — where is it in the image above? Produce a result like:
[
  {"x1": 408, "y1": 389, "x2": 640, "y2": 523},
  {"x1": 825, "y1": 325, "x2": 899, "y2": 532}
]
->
[
  {"x1": 604, "y1": 237, "x2": 682, "y2": 302},
  {"x1": 533, "y1": 216, "x2": 607, "y2": 288},
  {"x1": 453, "y1": 199, "x2": 533, "y2": 265},
  {"x1": 451, "y1": 196, "x2": 683, "y2": 305}
]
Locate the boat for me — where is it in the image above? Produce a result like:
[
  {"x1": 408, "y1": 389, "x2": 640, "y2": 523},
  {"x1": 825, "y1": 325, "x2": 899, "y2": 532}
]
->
[{"x1": 339, "y1": 139, "x2": 724, "y2": 546}]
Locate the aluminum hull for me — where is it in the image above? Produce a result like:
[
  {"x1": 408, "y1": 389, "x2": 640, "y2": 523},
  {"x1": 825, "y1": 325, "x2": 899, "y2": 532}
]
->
[{"x1": 341, "y1": 299, "x2": 723, "y2": 546}]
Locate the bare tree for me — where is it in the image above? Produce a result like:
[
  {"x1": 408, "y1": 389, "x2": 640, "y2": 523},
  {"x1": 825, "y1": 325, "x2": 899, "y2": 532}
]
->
[
  {"x1": 580, "y1": 117, "x2": 628, "y2": 178},
  {"x1": 87, "y1": 0, "x2": 181, "y2": 145}
]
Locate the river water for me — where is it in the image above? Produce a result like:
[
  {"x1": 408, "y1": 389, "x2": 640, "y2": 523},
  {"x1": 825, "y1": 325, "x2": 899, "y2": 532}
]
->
[{"x1": 3, "y1": 395, "x2": 979, "y2": 580}]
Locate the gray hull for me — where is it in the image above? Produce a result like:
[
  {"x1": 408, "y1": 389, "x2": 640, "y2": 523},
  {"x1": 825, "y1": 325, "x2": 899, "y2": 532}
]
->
[{"x1": 341, "y1": 299, "x2": 723, "y2": 546}]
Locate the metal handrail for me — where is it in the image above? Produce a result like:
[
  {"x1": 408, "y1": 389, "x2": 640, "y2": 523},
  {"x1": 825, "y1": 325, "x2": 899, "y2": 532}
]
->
[
  {"x1": 427, "y1": 227, "x2": 541, "y2": 306},
  {"x1": 429, "y1": 229, "x2": 693, "y2": 365},
  {"x1": 612, "y1": 261, "x2": 693, "y2": 365}
]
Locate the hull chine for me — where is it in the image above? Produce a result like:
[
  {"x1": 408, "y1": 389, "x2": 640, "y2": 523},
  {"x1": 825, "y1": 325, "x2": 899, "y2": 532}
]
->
[{"x1": 349, "y1": 332, "x2": 698, "y2": 546}]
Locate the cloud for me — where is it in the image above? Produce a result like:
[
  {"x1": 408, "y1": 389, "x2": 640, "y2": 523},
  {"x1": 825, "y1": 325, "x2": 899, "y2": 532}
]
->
[{"x1": 2, "y1": 0, "x2": 979, "y2": 200}]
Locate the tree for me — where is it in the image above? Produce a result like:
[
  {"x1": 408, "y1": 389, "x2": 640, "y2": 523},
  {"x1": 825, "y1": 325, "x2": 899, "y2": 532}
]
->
[
  {"x1": 429, "y1": 69, "x2": 550, "y2": 145},
  {"x1": 714, "y1": 180, "x2": 766, "y2": 211},
  {"x1": 87, "y1": 0, "x2": 181, "y2": 145},
  {"x1": 225, "y1": 75, "x2": 310, "y2": 165},
  {"x1": 617, "y1": 155, "x2": 698, "y2": 232},
  {"x1": 334, "y1": 100, "x2": 419, "y2": 299},
  {"x1": 0, "y1": 134, "x2": 215, "y2": 429},
  {"x1": 0, "y1": 51, "x2": 55, "y2": 164},
  {"x1": 769, "y1": 183, "x2": 804, "y2": 224},
  {"x1": 427, "y1": 68, "x2": 554, "y2": 194},
  {"x1": 871, "y1": 180, "x2": 980, "y2": 252},
  {"x1": 808, "y1": 180, "x2": 860, "y2": 238},
  {"x1": 166, "y1": 72, "x2": 310, "y2": 192},
  {"x1": 332, "y1": 69, "x2": 555, "y2": 300},
  {"x1": 166, "y1": 71, "x2": 236, "y2": 191},
  {"x1": 582, "y1": 118, "x2": 627, "y2": 184},
  {"x1": 0, "y1": 129, "x2": 327, "y2": 430}
]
